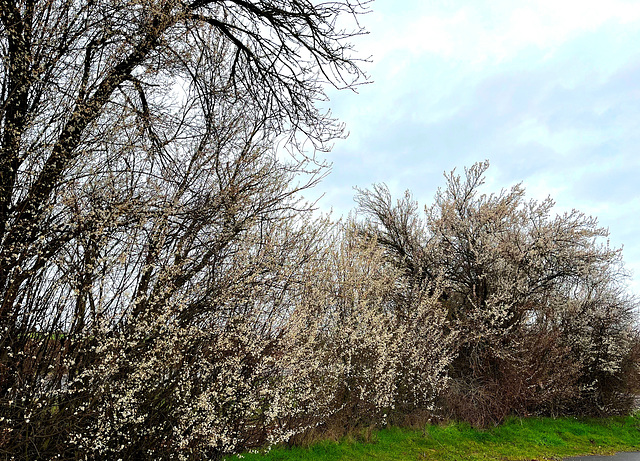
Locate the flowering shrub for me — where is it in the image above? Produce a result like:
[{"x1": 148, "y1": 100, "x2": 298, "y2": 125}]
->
[
  {"x1": 1, "y1": 0, "x2": 374, "y2": 457},
  {"x1": 356, "y1": 161, "x2": 639, "y2": 425},
  {"x1": 302, "y1": 227, "x2": 456, "y2": 428}
]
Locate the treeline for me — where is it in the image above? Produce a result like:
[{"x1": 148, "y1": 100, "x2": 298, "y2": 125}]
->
[
  {"x1": 2, "y1": 159, "x2": 638, "y2": 459},
  {"x1": 1, "y1": 0, "x2": 638, "y2": 459}
]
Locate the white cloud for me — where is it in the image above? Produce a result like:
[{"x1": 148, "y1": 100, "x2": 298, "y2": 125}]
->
[
  {"x1": 511, "y1": 118, "x2": 613, "y2": 156},
  {"x1": 365, "y1": 0, "x2": 640, "y2": 66}
]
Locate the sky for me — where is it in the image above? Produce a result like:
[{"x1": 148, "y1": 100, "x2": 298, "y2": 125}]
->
[{"x1": 309, "y1": 0, "x2": 640, "y2": 298}]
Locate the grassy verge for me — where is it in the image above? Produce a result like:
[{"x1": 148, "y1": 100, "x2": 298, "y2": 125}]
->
[{"x1": 225, "y1": 414, "x2": 640, "y2": 461}]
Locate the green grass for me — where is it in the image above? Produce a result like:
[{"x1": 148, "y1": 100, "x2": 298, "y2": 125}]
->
[{"x1": 225, "y1": 414, "x2": 640, "y2": 461}]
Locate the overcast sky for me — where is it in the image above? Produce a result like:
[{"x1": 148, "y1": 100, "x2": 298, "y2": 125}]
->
[{"x1": 310, "y1": 0, "x2": 640, "y2": 297}]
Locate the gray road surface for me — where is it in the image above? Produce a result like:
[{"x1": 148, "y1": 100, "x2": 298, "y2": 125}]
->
[{"x1": 565, "y1": 453, "x2": 640, "y2": 461}]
